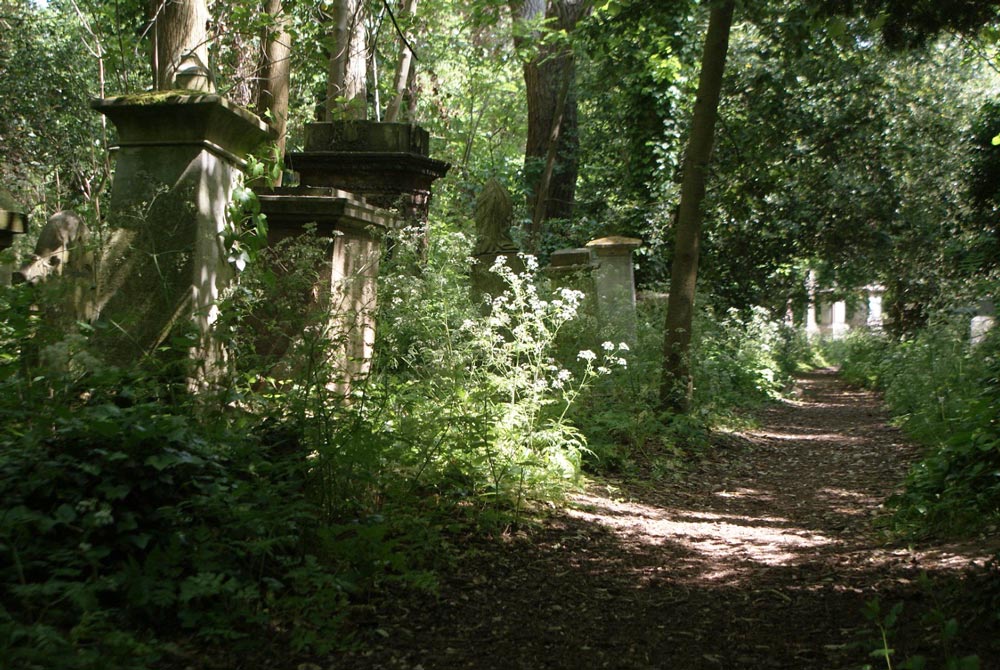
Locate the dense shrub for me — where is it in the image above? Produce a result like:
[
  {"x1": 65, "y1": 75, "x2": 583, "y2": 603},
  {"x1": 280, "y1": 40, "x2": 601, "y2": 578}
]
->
[
  {"x1": 835, "y1": 321, "x2": 1000, "y2": 535},
  {"x1": 0, "y1": 373, "x2": 354, "y2": 668}
]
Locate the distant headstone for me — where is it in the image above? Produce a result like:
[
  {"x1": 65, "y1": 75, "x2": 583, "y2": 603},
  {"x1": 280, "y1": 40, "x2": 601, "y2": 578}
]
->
[
  {"x1": 585, "y1": 236, "x2": 642, "y2": 344},
  {"x1": 805, "y1": 270, "x2": 820, "y2": 338},
  {"x1": 971, "y1": 299, "x2": 996, "y2": 346},
  {"x1": 14, "y1": 211, "x2": 95, "y2": 323},
  {"x1": 830, "y1": 299, "x2": 849, "y2": 338},
  {"x1": 470, "y1": 179, "x2": 523, "y2": 307}
]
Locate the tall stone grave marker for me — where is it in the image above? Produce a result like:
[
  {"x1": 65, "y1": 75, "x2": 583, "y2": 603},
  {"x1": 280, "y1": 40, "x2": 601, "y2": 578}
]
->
[
  {"x1": 585, "y1": 236, "x2": 642, "y2": 344},
  {"x1": 92, "y1": 93, "x2": 272, "y2": 378},
  {"x1": 255, "y1": 187, "x2": 390, "y2": 394},
  {"x1": 470, "y1": 179, "x2": 523, "y2": 307}
]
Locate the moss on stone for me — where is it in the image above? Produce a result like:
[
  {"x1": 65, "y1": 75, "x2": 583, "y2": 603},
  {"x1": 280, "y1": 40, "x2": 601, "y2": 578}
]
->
[{"x1": 107, "y1": 90, "x2": 217, "y2": 105}]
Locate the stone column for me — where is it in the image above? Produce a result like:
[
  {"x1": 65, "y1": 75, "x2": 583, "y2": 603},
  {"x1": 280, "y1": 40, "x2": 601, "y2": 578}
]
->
[
  {"x1": 831, "y1": 299, "x2": 849, "y2": 339},
  {"x1": 585, "y1": 236, "x2": 642, "y2": 344},
  {"x1": 0, "y1": 191, "x2": 27, "y2": 285},
  {"x1": 805, "y1": 270, "x2": 820, "y2": 338},
  {"x1": 92, "y1": 94, "x2": 272, "y2": 377},
  {"x1": 866, "y1": 284, "x2": 885, "y2": 330},
  {"x1": 256, "y1": 187, "x2": 390, "y2": 395}
]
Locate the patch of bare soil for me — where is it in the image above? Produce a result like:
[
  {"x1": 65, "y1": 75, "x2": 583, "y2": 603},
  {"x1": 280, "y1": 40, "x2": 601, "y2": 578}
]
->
[{"x1": 324, "y1": 370, "x2": 1000, "y2": 669}]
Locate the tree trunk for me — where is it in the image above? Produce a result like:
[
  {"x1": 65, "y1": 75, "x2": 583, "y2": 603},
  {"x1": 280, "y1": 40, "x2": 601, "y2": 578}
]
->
[
  {"x1": 511, "y1": 0, "x2": 588, "y2": 249},
  {"x1": 659, "y1": 0, "x2": 735, "y2": 414},
  {"x1": 255, "y1": 0, "x2": 292, "y2": 183},
  {"x1": 385, "y1": 0, "x2": 418, "y2": 123},
  {"x1": 325, "y1": 0, "x2": 368, "y2": 120},
  {"x1": 149, "y1": 0, "x2": 210, "y2": 90}
]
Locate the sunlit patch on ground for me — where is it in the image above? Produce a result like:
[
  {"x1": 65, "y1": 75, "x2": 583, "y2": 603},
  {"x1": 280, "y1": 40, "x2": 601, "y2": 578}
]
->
[
  {"x1": 713, "y1": 487, "x2": 774, "y2": 501},
  {"x1": 747, "y1": 429, "x2": 864, "y2": 444},
  {"x1": 567, "y1": 492, "x2": 834, "y2": 576},
  {"x1": 817, "y1": 487, "x2": 882, "y2": 516}
]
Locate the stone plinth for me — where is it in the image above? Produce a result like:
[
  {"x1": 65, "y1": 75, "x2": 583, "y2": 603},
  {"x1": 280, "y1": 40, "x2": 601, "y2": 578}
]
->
[
  {"x1": 92, "y1": 94, "x2": 272, "y2": 376},
  {"x1": 547, "y1": 248, "x2": 593, "y2": 275},
  {"x1": 286, "y1": 121, "x2": 449, "y2": 224},
  {"x1": 865, "y1": 284, "x2": 885, "y2": 330},
  {"x1": 0, "y1": 192, "x2": 27, "y2": 286},
  {"x1": 256, "y1": 187, "x2": 390, "y2": 394},
  {"x1": 586, "y1": 236, "x2": 642, "y2": 344}
]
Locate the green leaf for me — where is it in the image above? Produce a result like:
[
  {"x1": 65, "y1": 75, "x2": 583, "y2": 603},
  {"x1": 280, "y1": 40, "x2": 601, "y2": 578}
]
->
[{"x1": 54, "y1": 503, "x2": 77, "y2": 524}]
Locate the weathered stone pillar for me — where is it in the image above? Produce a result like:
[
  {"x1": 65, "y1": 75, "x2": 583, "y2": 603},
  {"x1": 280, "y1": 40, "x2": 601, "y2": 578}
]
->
[
  {"x1": 585, "y1": 236, "x2": 642, "y2": 344},
  {"x1": 831, "y1": 299, "x2": 849, "y2": 339},
  {"x1": 255, "y1": 187, "x2": 390, "y2": 394},
  {"x1": 286, "y1": 121, "x2": 449, "y2": 226},
  {"x1": 0, "y1": 191, "x2": 27, "y2": 285},
  {"x1": 866, "y1": 284, "x2": 885, "y2": 330},
  {"x1": 92, "y1": 94, "x2": 272, "y2": 376},
  {"x1": 805, "y1": 270, "x2": 820, "y2": 338}
]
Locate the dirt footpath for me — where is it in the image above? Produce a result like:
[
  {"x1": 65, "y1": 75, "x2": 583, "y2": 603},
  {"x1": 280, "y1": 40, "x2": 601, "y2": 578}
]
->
[{"x1": 329, "y1": 369, "x2": 1000, "y2": 670}]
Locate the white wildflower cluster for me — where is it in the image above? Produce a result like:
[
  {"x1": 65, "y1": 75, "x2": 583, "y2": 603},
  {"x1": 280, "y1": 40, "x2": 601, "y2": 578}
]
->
[
  {"x1": 579, "y1": 341, "x2": 630, "y2": 374},
  {"x1": 550, "y1": 366, "x2": 574, "y2": 390}
]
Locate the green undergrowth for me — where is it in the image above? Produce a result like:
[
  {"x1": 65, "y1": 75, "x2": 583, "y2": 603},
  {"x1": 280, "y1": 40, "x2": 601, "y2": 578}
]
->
[
  {"x1": 0, "y1": 223, "x2": 625, "y2": 667},
  {"x1": 567, "y1": 295, "x2": 813, "y2": 478},
  {"x1": 832, "y1": 318, "x2": 1000, "y2": 537},
  {"x1": 0, "y1": 217, "x2": 818, "y2": 667}
]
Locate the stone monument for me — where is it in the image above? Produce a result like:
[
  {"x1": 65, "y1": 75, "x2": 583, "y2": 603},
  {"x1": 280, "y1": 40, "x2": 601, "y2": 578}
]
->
[
  {"x1": 286, "y1": 121, "x2": 449, "y2": 232},
  {"x1": 92, "y1": 93, "x2": 272, "y2": 378},
  {"x1": 13, "y1": 211, "x2": 96, "y2": 324},
  {"x1": 971, "y1": 298, "x2": 996, "y2": 346},
  {"x1": 470, "y1": 179, "x2": 523, "y2": 306},
  {"x1": 255, "y1": 186, "x2": 390, "y2": 394},
  {"x1": 586, "y1": 236, "x2": 642, "y2": 344}
]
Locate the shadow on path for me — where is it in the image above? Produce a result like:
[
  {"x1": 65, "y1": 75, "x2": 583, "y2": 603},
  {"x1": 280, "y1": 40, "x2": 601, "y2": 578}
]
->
[{"x1": 329, "y1": 370, "x2": 999, "y2": 670}]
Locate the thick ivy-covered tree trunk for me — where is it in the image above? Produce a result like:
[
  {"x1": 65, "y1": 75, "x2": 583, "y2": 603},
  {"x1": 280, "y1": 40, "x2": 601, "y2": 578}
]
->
[
  {"x1": 660, "y1": 0, "x2": 735, "y2": 413},
  {"x1": 511, "y1": 0, "x2": 589, "y2": 249},
  {"x1": 149, "y1": 0, "x2": 210, "y2": 90}
]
